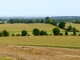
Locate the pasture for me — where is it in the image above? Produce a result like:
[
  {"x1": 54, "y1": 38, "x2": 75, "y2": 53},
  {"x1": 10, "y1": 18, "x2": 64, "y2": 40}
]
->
[
  {"x1": 0, "y1": 36, "x2": 80, "y2": 48},
  {"x1": 0, "y1": 23, "x2": 56, "y2": 32},
  {"x1": 66, "y1": 23, "x2": 80, "y2": 30}
]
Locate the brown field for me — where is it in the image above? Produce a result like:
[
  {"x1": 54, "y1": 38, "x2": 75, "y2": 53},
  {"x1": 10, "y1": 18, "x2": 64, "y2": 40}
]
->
[{"x1": 0, "y1": 45, "x2": 80, "y2": 60}]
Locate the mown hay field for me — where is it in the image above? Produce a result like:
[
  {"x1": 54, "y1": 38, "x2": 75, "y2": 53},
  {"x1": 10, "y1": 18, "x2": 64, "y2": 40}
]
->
[{"x1": 0, "y1": 36, "x2": 80, "y2": 48}]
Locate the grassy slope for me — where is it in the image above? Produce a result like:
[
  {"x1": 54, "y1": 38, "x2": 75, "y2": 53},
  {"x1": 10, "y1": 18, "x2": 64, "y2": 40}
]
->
[
  {"x1": 0, "y1": 36, "x2": 80, "y2": 48},
  {"x1": 0, "y1": 23, "x2": 56, "y2": 32},
  {"x1": 66, "y1": 23, "x2": 80, "y2": 30}
]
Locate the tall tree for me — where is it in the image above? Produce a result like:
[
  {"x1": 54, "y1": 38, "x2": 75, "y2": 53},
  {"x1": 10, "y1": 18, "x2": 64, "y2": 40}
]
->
[
  {"x1": 21, "y1": 30, "x2": 28, "y2": 36},
  {"x1": 45, "y1": 17, "x2": 52, "y2": 24},
  {"x1": 58, "y1": 21, "x2": 66, "y2": 29},
  {"x1": 32, "y1": 28, "x2": 40, "y2": 36},
  {"x1": 67, "y1": 25, "x2": 73, "y2": 31}
]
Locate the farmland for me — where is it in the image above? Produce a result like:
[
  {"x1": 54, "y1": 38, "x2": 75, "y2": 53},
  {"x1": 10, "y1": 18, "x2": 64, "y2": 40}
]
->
[
  {"x1": 0, "y1": 36, "x2": 80, "y2": 48},
  {"x1": 0, "y1": 23, "x2": 80, "y2": 60},
  {"x1": 0, "y1": 23, "x2": 56, "y2": 32},
  {"x1": 66, "y1": 23, "x2": 80, "y2": 30}
]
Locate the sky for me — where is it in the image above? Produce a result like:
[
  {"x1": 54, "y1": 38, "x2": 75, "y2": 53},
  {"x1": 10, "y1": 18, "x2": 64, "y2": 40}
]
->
[{"x1": 0, "y1": 0, "x2": 80, "y2": 17}]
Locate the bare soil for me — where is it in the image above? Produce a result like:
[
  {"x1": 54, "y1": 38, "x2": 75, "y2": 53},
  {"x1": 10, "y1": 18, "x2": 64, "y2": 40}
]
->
[{"x1": 0, "y1": 45, "x2": 80, "y2": 60}]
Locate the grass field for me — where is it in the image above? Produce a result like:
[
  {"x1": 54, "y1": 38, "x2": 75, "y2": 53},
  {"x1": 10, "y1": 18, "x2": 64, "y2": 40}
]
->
[
  {"x1": 66, "y1": 23, "x2": 80, "y2": 30},
  {"x1": 0, "y1": 36, "x2": 80, "y2": 49},
  {"x1": 0, "y1": 23, "x2": 56, "y2": 32}
]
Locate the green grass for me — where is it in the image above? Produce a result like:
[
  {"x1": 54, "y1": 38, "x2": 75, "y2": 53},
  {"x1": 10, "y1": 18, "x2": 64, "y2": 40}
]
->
[
  {"x1": 0, "y1": 23, "x2": 56, "y2": 32},
  {"x1": 0, "y1": 36, "x2": 80, "y2": 49},
  {"x1": 0, "y1": 55, "x2": 12, "y2": 60},
  {"x1": 66, "y1": 23, "x2": 80, "y2": 30}
]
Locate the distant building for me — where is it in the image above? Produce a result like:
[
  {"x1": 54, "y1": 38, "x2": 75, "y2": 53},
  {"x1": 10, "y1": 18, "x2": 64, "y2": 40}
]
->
[{"x1": 0, "y1": 21, "x2": 7, "y2": 24}]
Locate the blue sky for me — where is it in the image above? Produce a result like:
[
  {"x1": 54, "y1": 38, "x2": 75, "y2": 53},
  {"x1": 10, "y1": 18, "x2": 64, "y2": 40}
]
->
[{"x1": 0, "y1": 0, "x2": 80, "y2": 17}]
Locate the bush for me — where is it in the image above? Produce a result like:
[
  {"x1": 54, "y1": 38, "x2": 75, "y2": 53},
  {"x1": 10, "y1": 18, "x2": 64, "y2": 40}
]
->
[
  {"x1": 65, "y1": 31, "x2": 68, "y2": 36},
  {"x1": 70, "y1": 34, "x2": 77, "y2": 36},
  {"x1": 52, "y1": 27, "x2": 60, "y2": 36},
  {"x1": 73, "y1": 31, "x2": 76, "y2": 36},
  {"x1": 27, "y1": 34, "x2": 30, "y2": 36},
  {"x1": 11, "y1": 34, "x2": 15, "y2": 36},
  {"x1": 32, "y1": 28, "x2": 40, "y2": 36},
  {"x1": 2, "y1": 30, "x2": 10, "y2": 36},
  {"x1": 0, "y1": 32, "x2": 3, "y2": 37},
  {"x1": 21, "y1": 30, "x2": 28, "y2": 36},
  {"x1": 59, "y1": 33, "x2": 63, "y2": 36},
  {"x1": 16, "y1": 34, "x2": 21, "y2": 36},
  {"x1": 67, "y1": 25, "x2": 73, "y2": 31},
  {"x1": 40, "y1": 30, "x2": 47, "y2": 36},
  {"x1": 58, "y1": 21, "x2": 66, "y2": 29},
  {"x1": 50, "y1": 34, "x2": 53, "y2": 36},
  {"x1": 78, "y1": 34, "x2": 80, "y2": 36}
]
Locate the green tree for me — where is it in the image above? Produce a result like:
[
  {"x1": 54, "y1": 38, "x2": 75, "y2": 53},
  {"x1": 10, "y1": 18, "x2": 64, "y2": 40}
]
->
[
  {"x1": 40, "y1": 30, "x2": 47, "y2": 36},
  {"x1": 21, "y1": 30, "x2": 28, "y2": 36},
  {"x1": 0, "y1": 32, "x2": 3, "y2": 37},
  {"x1": 45, "y1": 17, "x2": 52, "y2": 24},
  {"x1": 73, "y1": 31, "x2": 76, "y2": 35},
  {"x1": 73, "y1": 27, "x2": 76, "y2": 35},
  {"x1": 65, "y1": 31, "x2": 68, "y2": 36},
  {"x1": 67, "y1": 25, "x2": 73, "y2": 31},
  {"x1": 51, "y1": 20, "x2": 57, "y2": 26},
  {"x1": 41, "y1": 19, "x2": 45, "y2": 23},
  {"x1": 58, "y1": 21, "x2": 66, "y2": 29},
  {"x1": 52, "y1": 27, "x2": 60, "y2": 36},
  {"x1": 73, "y1": 27, "x2": 76, "y2": 32},
  {"x1": 2, "y1": 30, "x2": 10, "y2": 36},
  {"x1": 9, "y1": 19, "x2": 14, "y2": 24},
  {"x1": 32, "y1": 28, "x2": 40, "y2": 36}
]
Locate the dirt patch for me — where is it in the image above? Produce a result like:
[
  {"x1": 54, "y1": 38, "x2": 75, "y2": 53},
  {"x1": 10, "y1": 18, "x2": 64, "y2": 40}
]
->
[{"x1": 0, "y1": 45, "x2": 80, "y2": 60}]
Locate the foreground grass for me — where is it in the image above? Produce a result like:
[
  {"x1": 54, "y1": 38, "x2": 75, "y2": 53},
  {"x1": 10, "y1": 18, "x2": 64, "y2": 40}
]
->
[
  {"x1": 0, "y1": 45, "x2": 80, "y2": 60},
  {"x1": 0, "y1": 36, "x2": 80, "y2": 49},
  {"x1": 0, "y1": 55, "x2": 12, "y2": 60}
]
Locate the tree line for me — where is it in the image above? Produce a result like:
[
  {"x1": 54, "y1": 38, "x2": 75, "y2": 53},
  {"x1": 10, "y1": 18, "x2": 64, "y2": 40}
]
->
[{"x1": 0, "y1": 27, "x2": 80, "y2": 37}]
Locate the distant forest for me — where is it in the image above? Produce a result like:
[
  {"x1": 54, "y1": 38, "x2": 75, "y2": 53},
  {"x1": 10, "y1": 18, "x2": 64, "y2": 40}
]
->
[{"x1": 0, "y1": 16, "x2": 80, "y2": 24}]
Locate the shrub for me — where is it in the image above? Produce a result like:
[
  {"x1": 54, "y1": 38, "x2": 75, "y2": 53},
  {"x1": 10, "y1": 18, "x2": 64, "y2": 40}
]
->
[
  {"x1": 40, "y1": 30, "x2": 47, "y2": 36},
  {"x1": 50, "y1": 34, "x2": 53, "y2": 36},
  {"x1": 70, "y1": 34, "x2": 77, "y2": 36},
  {"x1": 65, "y1": 31, "x2": 68, "y2": 36},
  {"x1": 2, "y1": 30, "x2": 10, "y2": 36},
  {"x1": 0, "y1": 32, "x2": 3, "y2": 37},
  {"x1": 11, "y1": 34, "x2": 15, "y2": 36},
  {"x1": 58, "y1": 21, "x2": 66, "y2": 29},
  {"x1": 78, "y1": 34, "x2": 80, "y2": 36},
  {"x1": 27, "y1": 34, "x2": 30, "y2": 36},
  {"x1": 21, "y1": 30, "x2": 28, "y2": 36},
  {"x1": 32, "y1": 28, "x2": 40, "y2": 36},
  {"x1": 73, "y1": 31, "x2": 76, "y2": 36},
  {"x1": 67, "y1": 25, "x2": 73, "y2": 31},
  {"x1": 59, "y1": 33, "x2": 63, "y2": 36},
  {"x1": 52, "y1": 27, "x2": 60, "y2": 36},
  {"x1": 16, "y1": 34, "x2": 21, "y2": 36}
]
